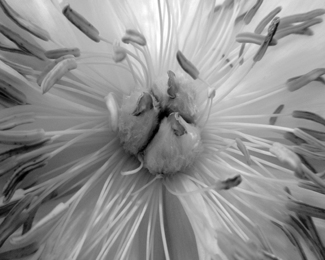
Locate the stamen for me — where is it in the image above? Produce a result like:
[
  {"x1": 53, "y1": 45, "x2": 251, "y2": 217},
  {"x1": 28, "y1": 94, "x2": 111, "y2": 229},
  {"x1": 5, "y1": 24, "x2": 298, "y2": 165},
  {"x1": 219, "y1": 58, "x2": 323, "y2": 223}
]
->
[
  {"x1": 0, "y1": 24, "x2": 47, "y2": 60},
  {"x1": 0, "y1": 243, "x2": 38, "y2": 259},
  {"x1": 0, "y1": 0, "x2": 50, "y2": 41},
  {"x1": 41, "y1": 57, "x2": 77, "y2": 94},
  {"x1": 269, "y1": 104, "x2": 284, "y2": 125},
  {"x1": 62, "y1": 5, "x2": 100, "y2": 42},
  {"x1": 286, "y1": 199, "x2": 325, "y2": 220},
  {"x1": 104, "y1": 93, "x2": 119, "y2": 132},
  {"x1": 37, "y1": 54, "x2": 75, "y2": 86},
  {"x1": 238, "y1": 43, "x2": 245, "y2": 58},
  {"x1": 286, "y1": 68, "x2": 325, "y2": 92},
  {"x1": 298, "y1": 127, "x2": 325, "y2": 141},
  {"x1": 275, "y1": 18, "x2": 323, "y2": 40},
  {"x1": 301, "y1": 165, "x2": 325, "y2": 193},
  {"x1": 121, "y1": 159, "x2": 143, "y2": 175},
  {"x1": 0, "y1": 193, "x2": 33, "y2": 247},
  {"x1": 0, "y1": 43, "x2": 32, "y2": 56},
  {"x1": 298, "y1": 214, "x2": 325, "y2": 255},
  {"x1": 3, "y1": 154, "x2": 50, "y2": 202},
  {"x1": 279, "y1": 9, "x2": 325, "y2": 28},
  {"x1": 11, "y1": 202, "x2": 69, "y2": 245},
  {"x1": 167, "y1": 70, "x2": 178, "y2": 99},
  {"x1": 244, "y1": 0, "x2": 263, "y2": 24},
  {"x1": 219, "y1": 174, "x2": 242, "y2": 190},
  {"x1": 198, "y1": 88, "x2": 215, "y2": 127},
  {"x1": 122, "y1": 29, "x2": 146, "y2": 46},
  {"x1": 288, "y1": 215, "x2": 324, "y2": 259},
  {"x1": 236, "y1": 138, "x2": 251, "y2": 165},
  {"x1": 297, "y1": 154, "x2": 316, "y2": 174},
  {"x1": 176, "y1": 50, "x2": 199, "y2": 80},
  {"x1": 22, "y1": 197, "x2": 39, "y2": 234},
  {"x1": 294, "y1": 128, "x2": 325, "y2": 148},
  {"x1": 0, "y1": 113, "x2": 34, "y2": 131},
  {"x1": 0, "y1": 79, "x2": 27, "y2": 105},
  {"x1": 284, "y1": 132, "x2": 306, "y2": 145},
  {"x1": 272, "y1": 221, "x2": 307, "y2": 259},
  {"x1": 45, "y1": 48, "x2": 80, "y2": 59},
  {"x1": 112, "y1": 42, "x2": 127, "y2": 63},
  {"x1": 255, "y1": 6, "x2": 282, "y2": 34},
  {"x1": 132, "y1": 92, "x2": 154, "y2": 116},
  {"x1": 269, "y1": 142, "x2": 303, "y2": 174},
  {"x1": 0, "y1": 129, "x2": 45, "y2": 145},
  {"x1": 292, "y1": 110, "x2": 325, "y2": 127},
  {"x1": 253, "y1": 17, "x2": 279, "y2": 62},
  {"x1": 236, "y1": 32, "x2": 278, "y2": 46},
  {"x1": 293, "y1": 28, "x2": 313, "y2": 36},
  {"x1": 0, "y1": 57, "x2": 34, "y2": 75},
  {"x1": 168, "y1": 112, "x2": 187, "y2": 136}
]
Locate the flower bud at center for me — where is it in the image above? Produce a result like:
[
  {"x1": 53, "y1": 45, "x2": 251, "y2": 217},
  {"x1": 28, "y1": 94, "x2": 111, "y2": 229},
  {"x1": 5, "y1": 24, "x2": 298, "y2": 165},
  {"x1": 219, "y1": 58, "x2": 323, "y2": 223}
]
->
[{"x1": 117, "y1": 72, "x2": 203, "y2": 176}]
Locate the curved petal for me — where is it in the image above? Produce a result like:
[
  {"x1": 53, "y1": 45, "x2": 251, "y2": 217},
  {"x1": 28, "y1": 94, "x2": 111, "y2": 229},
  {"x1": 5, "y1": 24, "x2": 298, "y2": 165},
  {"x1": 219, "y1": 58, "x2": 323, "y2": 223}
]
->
[{"x1": 163, "y1": 186, "x2": 199, "y2": 260}]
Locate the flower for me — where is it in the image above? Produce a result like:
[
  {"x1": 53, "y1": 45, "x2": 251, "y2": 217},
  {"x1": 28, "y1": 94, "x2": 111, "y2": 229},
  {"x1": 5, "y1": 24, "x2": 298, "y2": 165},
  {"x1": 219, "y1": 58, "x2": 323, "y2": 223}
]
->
[{"x1": 0, "y1": 0, "x2": 324, "y2": 259}]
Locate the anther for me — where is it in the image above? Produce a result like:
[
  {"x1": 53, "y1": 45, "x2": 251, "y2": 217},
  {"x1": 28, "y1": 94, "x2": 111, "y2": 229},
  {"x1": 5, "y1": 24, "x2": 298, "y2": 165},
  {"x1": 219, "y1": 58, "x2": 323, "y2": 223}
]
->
[
  {"x1": 270, "y1": 142, "x2": 303, "y2": 174},
  {"x1": 122, "y1": 29, "x2": 146, "y2": 46},
  {"x1": 292, "y1": 110, "x2": 325, "y2": 127},
  {"x1": 0, "y1": 43, "x2": 32, "y2": 56},
  {"x1": 0, "y1": 113, "x2": 35, "y2": 131},
  {"x1": 167, "y1": 70, "x2": 178, "y2": 99},
  {"x1": 0, "y1": 57, "x2": 34, "y2": 75},
  {"x1": 37, "y1": 55, "x2": 75, "y2": 86},
  {"x1": 294, "y1": 128, "x2": 325, "y2": 149},
  {"x1": 235, "y1": 138, "x2": 251, "y2": 165},
  {"x1": 0, "y1": 129, "x2": 45, "y2": 145},
  {"x1": 279, "y1": 9, "x2": 325, "y2": 29},
  {"x1": 168, "y1": 112, "x2": 187, "y2": 137},
  {"x1": 62, "y1": 5, "x2": 100, "y2": 42},
  {"x1": 284, "y1": 132, "x2": 306, "y2": 145},
  {"x1": 0, "y1": 24, "x2": 47, "y2": 60},
  {"x1": 255, "y1": 6, "x2": 282, "y2": 34},
  {"x1": 269, "y1": 104, "x2": 284, "y2": 125},
  {"x1": 3, "y1": 154, "x2": 50, "y2": 203},
  {"x1": 286, "y1": 199, "x2": 325, "y2": 220},
  {"x1": 275, "y1": 18, "x2": 323, "y2": 40},
  {"x1": 41, "y1": 57, "x2": 77, "y2": 94},
  {"x1": 236, "y1": 32, "x2": 278, "y2": 46},
  {"x1": 0, "y1": 0, "x2": 50, "y2": 41},
  {"x1": 286, "y1": 68, "x2": 325, "y2": 92},
  {"x1": 0, "y1": 243, "x2": 38, "y2": 259},
  {"x1": 113, "y1": 42, "x2": 127, "y2": 63},
  {"x1": 244, "y1": 0, "x2": 263, "y2": 24},
  {"x1": 10, "y1": 202, "x2": 69, "y2": 245},
  {"x1": 297, "y1": 215, "x2": 324, "y2": 254},
  {"x1": 104, "y1": 93, "x2": 119, "y2": 132},
  {"x1": 0, "y1": 193, "x2": 33, "y2": 247},
  {"x1": 293, "y1": 28, "x2": 313, "y2": 36},
  {"x1": 132, "y1": 92, "x2": 154, "y2": 116},
  {"x1": 253, "y1": 17, "x2": 280, "y2": 62},
  {"x1": 298, "y1": 127, "x2": 325, "y2": 141},
  {"x1": 0, "y1": 79, "x2": 27, "y2": 105},
  {"x1": 45, "y1": 48, "x2": 80, "y2": 59},
  {"x1": 218, "y1": 174, "x2": 242, "y2": 190},
  {"x1": 176, "y1": 50, "x2": 199, "y2": 80}
]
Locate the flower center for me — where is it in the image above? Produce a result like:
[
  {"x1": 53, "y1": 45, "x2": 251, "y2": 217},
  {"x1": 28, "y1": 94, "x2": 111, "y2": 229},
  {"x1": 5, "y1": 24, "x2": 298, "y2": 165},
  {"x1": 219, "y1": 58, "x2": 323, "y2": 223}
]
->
[{"x1": 117, "y1": 71, "x2": 203, "y2": 176}]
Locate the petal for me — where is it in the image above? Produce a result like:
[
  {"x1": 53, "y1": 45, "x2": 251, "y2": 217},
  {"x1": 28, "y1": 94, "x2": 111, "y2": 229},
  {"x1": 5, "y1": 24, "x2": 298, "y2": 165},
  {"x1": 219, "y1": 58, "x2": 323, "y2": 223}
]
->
[
  {"x1": 8, "y1": 0, "x2": 79, "y2": 48},
  {"x1": 165, "y1": 174, "x2": 222, "y2": 257},
  {"x1": 163, "y1": 186, "x2": 199, "y2": 260}
]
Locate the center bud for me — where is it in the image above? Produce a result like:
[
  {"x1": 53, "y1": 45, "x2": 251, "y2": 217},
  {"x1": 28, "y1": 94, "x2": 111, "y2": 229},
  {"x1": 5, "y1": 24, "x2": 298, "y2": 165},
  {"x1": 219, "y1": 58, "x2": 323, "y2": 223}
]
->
[{"x1": 113, "y1": 71, "x2": 203, "y2": 175}]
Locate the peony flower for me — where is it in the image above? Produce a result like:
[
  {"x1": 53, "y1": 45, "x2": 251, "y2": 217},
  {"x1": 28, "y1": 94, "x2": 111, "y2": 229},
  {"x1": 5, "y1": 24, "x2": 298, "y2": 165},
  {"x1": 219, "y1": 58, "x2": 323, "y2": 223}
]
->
[{"x1": 0, "y1": 0, "x2": 324, "y2": 259}]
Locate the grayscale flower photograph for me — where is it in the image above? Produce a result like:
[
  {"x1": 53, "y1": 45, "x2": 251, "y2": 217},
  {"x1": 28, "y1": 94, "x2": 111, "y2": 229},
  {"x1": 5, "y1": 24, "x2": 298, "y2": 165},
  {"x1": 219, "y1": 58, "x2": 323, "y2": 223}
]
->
[{"x1": 0, "y1": 0, "x2": 324, "y2": 259}]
